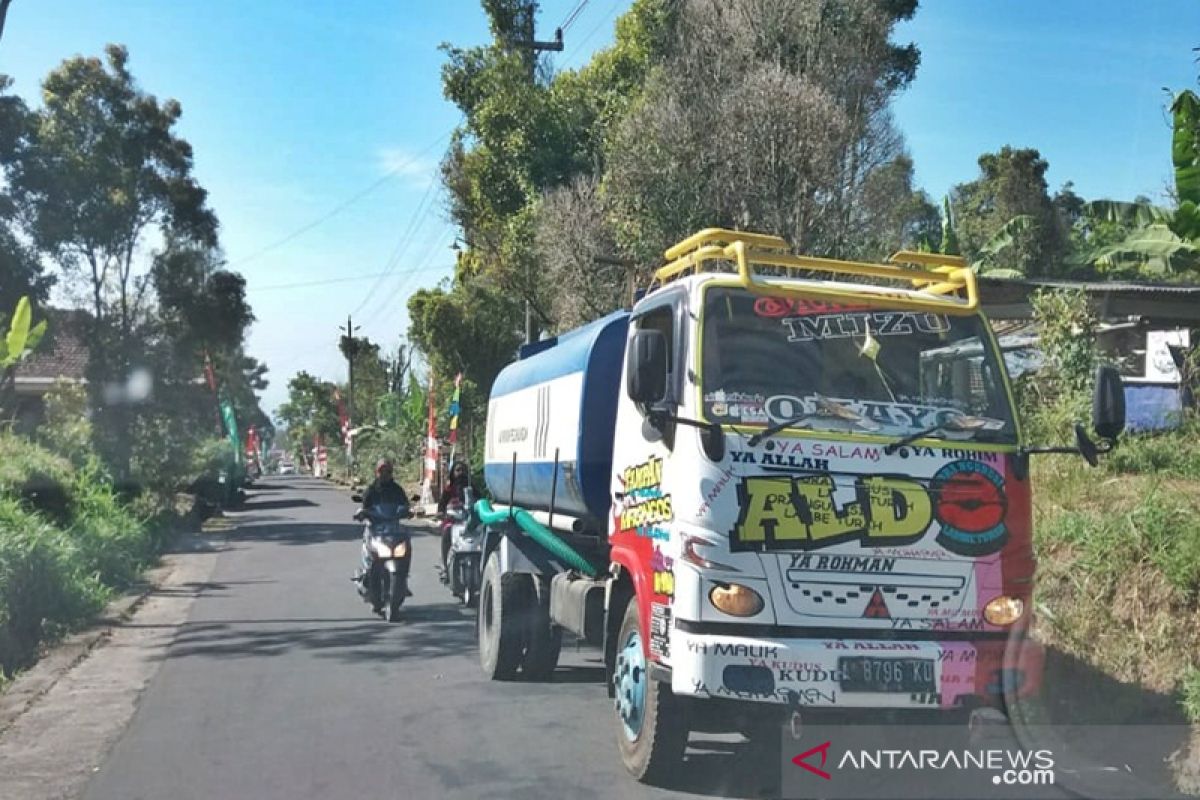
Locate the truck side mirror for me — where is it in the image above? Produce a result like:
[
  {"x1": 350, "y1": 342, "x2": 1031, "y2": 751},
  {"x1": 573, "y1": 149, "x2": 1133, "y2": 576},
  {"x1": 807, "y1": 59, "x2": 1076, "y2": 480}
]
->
[
  {"x1": 1092, "y1": 364, "x2": 1125, "y2": 441},
  {"x1": 627, "y1": 330, "x2": 668, "y2": 405}
]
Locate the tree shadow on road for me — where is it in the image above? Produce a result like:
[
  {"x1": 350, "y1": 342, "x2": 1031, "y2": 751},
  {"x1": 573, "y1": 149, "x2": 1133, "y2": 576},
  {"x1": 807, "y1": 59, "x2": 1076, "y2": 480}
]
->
[
  {"x1": 162, "y1": 600, "x2": 478, "y2": 664},
  {"x1": 236, "y1": 497, "x2": 320, "y2": 512},
  {"x1": 221, "y1": 522, "x2": 363, "y2": 545}
]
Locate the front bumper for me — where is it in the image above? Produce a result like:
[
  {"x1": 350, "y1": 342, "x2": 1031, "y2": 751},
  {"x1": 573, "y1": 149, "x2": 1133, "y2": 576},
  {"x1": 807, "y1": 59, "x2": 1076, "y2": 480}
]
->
[{"x1": 671, "y1": 626, "x2": 1044, "y2": 710}]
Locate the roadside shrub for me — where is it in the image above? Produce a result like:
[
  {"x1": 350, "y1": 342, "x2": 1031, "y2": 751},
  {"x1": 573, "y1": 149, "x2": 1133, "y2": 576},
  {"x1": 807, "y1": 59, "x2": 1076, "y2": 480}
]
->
[
  {"x1": 1183, "y1": 667, "x2": 1200, "y2": 724},
  {"x1": 0, "y1": 499, "x2": 108, "y2": 676},
  {"x1": 38, "y1": 381, "x2": 94, "y2": 466},
  {"x1": 68, "y1": 463, "x2": 153, "y2": 589},
  {"x1": 0, "y1": 433, "x2": 75, "y2": 523},
  {"x1": 1105, "y1": 415, "x2": 1200, "y2": 478},
  {"x1": 1130, "y1": 497, "x2": 1200, "y2": 600}
]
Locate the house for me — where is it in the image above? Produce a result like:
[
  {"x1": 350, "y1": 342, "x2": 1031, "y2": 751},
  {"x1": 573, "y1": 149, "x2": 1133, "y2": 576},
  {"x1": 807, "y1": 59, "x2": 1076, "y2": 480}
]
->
[{"x1": 980, "y1": 277, "x2": 1200, "y2": 431}]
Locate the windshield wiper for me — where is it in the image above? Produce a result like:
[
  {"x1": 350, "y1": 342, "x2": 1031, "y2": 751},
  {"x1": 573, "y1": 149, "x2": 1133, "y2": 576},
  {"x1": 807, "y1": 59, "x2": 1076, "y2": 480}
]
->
[
  {"x1": 747, "y1": 413, "x2": 811, "y2": 447},
  {"x1": 882, "y1": 416, "x2": 1002, "y2": 455},
  {"x1": 883, "y1": 423, "x2": 946, "y2": 455}
]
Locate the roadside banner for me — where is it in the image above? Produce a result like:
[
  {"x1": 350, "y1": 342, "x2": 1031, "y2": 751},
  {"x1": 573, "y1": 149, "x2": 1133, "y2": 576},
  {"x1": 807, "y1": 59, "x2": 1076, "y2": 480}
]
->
[
  {"x1": 420, "y1": 377, "x2": 438, "y2": 507},
  {"x1": 333, "y1": 388, "x2": 350, "y2": 446},
  {"x1": 219, "y1": 397, "x2": 241, "y2": 465},
  {"x1": 447, "y1": 372, "x2": 462, "y2": 461}
]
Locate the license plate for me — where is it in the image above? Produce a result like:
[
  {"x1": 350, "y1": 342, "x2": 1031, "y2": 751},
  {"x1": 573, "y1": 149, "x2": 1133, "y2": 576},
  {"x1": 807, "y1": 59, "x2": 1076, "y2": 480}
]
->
[{"x1": 838, "y1": 656, "x2": 935, "y2": 693}]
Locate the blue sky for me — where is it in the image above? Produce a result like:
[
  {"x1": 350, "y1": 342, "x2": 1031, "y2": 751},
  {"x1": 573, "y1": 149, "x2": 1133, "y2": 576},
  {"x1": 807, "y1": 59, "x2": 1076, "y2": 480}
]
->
[{"x1": 1, "y1": 0, "x2": 1197, "y2": 415}]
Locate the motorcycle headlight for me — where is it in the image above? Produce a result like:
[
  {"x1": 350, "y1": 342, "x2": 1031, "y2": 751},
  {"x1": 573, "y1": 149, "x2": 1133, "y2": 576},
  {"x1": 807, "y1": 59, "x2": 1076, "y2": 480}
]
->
[
  {"x1": 393, "y1": 541, "x2": 409, "y2": 558},
  {"x1": 372, "y1": 540, "x2": 393, "y2": 558}
]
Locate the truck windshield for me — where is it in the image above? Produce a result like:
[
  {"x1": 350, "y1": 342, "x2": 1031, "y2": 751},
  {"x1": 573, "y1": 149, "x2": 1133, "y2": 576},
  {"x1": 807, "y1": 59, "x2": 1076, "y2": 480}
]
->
[{"x1": 699, "y1": 288, "x2": 1017, "y2": 444}]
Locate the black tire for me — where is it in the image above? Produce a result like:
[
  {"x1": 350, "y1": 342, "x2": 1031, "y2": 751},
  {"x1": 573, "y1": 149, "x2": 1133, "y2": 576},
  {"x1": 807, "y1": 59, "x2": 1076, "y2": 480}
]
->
[
  {"x1": 478, "y1": 553, "x2": 530, "y2": 680},
  {"x1": 614, "y1": 598, "x2": 688, "y2": 782},
  {"x1": 523, "y1": 575, "x2": 562, "y2": 681},
  {"x1": 386, "y1": 570, "x2": 405, "y2": 622},
  {"x1": 369, "y1": 564, "x2": 384, "y2": 613},
  {"x1": 461, "y1": 556, "x2": 480, "y2": 608}
]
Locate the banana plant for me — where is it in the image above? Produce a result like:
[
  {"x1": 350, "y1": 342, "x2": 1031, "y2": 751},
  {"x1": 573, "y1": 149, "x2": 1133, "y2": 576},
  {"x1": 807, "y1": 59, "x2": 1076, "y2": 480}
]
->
[
  {"x1": 0, "y1": 296, "x2": 47, "y2": 368},
  {"x1": 1170, "y1": 89, "x2": 1200, "y2": 242},
  {"x1": 0, "y1": 296, "x2": 48, "y2": 413},
  {"x1": 1084, "y1": 90, "x2": 1200, "y2": 277},
  {"x1": 970, "y1": 214, "x2": 1033, "y2": 278}
]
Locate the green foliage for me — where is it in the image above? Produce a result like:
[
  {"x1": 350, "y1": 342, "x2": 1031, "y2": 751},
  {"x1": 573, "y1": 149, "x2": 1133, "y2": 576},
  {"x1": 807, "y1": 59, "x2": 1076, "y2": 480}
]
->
[
  {"x1": 276, "y1": 371, "x2": 341, "y2": 449},
  {"x1": 1130, "y1": 497, "x2": 1200, "y2": 600},
  {"x1": 1105, "y1": 416, "x2": 1200, "y2": 478},
  {"x1": 0, "y1": 76, "x2": 54, "y2": 306},
  {"x1": 1169, "y1": 90, "x2": 1200, "y2": 242},
  {"x1": 0, "y1": 46, "x2": 263, "y2": 482},
  {"x1": 0, "y1": 296, "x2": 46, "y2": 366},
  {"x1": 951, "y1": 146, "x2": 1066, "y2": 276},
  {"x1": 0, "y1": 431, "x2": 177, "y2": 675},
  {"x1": 971, "y1": 214, "x2": 1036, "y2": 277},
  {"x1": 1014, "y1": 289, "x2": 1099, "y2": 444},
  {"x1": 0, "y1": 498, "x2": 108, "y2": 675},
  {"x1": 939, "y1": 196, "x2": 960, "y2": 255},
  {"x1": 0, "y1": 295, "x2": 48, "y2": 414},
  {"x1": 407, "y1": 277, "x2": 522, "y2": 400},
  {"x1": 37, "y1": 381, "x2": 94, "y2": 465},
  {"x1": 1183, "y1": 667, "x2": 1200, "y2": 724}
]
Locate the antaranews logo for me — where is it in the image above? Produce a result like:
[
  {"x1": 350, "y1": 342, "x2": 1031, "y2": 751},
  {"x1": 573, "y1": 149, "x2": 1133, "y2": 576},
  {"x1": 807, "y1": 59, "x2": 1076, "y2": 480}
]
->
[
  {"x1": 792, "y1": 741, "x2": 833, "y2": 780},
  {"x1": 788, "y1": 740, "x2": 1056, "y2": 798}
]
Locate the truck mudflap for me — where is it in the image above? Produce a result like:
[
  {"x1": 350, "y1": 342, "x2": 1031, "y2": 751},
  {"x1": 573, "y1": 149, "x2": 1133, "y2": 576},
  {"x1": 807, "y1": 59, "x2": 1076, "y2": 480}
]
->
[{"x1": 671, "y1": 628, "x2": 1044, "y2": 710}]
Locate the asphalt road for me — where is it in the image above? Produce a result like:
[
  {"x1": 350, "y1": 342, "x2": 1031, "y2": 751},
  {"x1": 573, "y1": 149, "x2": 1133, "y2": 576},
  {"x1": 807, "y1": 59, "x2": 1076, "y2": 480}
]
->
[
  {"x1": 78, "y1": 477, "x2": 776, "y2": 800},
  {"x1": 7, "y1": 476, "x2": 1173, "y2": 800}
]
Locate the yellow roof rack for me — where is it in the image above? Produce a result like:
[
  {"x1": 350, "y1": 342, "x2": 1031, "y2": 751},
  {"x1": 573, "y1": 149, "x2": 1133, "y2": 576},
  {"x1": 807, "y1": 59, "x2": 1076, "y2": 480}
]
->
[{"x1": 653, "y1": 228, "x2": 979, "y2": 315}]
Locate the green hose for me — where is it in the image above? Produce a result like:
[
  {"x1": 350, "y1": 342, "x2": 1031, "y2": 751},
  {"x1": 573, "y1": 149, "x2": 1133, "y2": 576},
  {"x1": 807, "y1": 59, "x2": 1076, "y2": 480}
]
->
[{"x1": 474, "y1": 498, "x2": 599, "y2": 578}]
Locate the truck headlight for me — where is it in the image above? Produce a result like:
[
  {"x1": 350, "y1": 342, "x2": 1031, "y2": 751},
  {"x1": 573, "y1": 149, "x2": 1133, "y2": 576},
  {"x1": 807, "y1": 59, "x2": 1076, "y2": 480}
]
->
[
  {"x1": 709, "y1": 583, "x2": 764, "y2": 617},
  {"x1": 984, "y1": 595, "x2": 1024, "y2": 626}
]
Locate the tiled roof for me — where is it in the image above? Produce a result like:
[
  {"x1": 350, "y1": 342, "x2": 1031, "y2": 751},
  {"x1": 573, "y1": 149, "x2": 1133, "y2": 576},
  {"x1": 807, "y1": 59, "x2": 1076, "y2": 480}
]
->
[{"x1": 14, "y1": 308, "x2": 90, "y2": 382}]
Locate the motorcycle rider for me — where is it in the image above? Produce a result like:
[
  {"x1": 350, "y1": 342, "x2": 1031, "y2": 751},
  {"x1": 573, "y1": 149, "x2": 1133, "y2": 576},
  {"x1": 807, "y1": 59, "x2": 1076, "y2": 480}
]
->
[
  {"x1": 355, "y1": 458, "x2": 413, "y2": 611},
  {"x1": 438, "y1": 460, "x2": 471, "y2": 566}
]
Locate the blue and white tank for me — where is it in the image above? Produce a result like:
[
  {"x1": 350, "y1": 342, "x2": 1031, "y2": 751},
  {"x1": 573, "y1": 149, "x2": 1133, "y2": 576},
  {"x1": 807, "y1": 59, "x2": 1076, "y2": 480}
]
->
[{"x1": 484, "y1": 310, "x2": 630, "y2": 524}]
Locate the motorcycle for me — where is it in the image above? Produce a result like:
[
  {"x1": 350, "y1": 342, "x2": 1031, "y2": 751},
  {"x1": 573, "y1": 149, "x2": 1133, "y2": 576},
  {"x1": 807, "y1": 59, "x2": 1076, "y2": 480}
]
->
[
  {"x1": 353, "y1": 501, "x2": 413, "y2": 622},
  {"x1": 441, "y1": 487, "x2": 483, "y2": 607}
]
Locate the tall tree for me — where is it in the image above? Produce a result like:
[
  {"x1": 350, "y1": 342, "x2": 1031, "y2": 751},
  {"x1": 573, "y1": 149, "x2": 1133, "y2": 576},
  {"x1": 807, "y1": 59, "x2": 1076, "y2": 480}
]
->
[
  {"x1": 950, "y1": 146, "x2": 1066, "y2": 277},
  {"x1": 277, "y1": 372, "x2": 341, "y2": 453},
  {"x1": 7, "y1": 45, "x2": 219, "y2": 477},
  {"x1": 604, "y1": 0, "x2": 924, "y2": 264},
  {"x1": 0, "y1": 0, "x2": 14, "y2": 47},
  {"x1": 0, "y1": 77, "x2": 52, "y2": 306}
]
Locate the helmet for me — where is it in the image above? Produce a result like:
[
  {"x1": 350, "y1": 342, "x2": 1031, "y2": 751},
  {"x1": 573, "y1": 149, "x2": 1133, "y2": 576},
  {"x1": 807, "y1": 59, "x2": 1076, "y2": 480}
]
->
[{"x1": 375, "y1": 459, "x2": 393, "y2": 476}]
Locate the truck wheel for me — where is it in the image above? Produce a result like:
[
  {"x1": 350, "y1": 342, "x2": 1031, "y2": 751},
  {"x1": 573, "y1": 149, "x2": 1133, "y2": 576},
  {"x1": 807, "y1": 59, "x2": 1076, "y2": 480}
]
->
[
  {"x1": 614, "y1": 598, "x2": 688, "y2": 782},
  {"x1": 478, "y1": 553, "x2": 529, "y2": 680},
  {"x1": 523, "y1": 575, "x2": 561, "y2": 680}
]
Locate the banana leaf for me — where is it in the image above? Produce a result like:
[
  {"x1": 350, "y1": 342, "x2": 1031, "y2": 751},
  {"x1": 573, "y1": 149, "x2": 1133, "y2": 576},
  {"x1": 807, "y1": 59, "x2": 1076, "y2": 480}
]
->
[
  {"x1": 971, "y1": 214, "x2": 1033, "y2": 276},
  {"x1": 1082, "y1": 199, "x2": 1173, "y2": 228},
  {"x1": 1094, "y1": 223, "x2": 1200, "y2": 275},
  {"x1": 1170, "y1": 90, "x2": 1200, "y2": 240}
]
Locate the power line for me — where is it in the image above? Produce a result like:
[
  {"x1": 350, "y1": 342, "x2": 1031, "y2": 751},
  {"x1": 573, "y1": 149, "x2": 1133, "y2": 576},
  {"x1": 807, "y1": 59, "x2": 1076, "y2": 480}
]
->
[
  {"x1": 349, "y1": 169, "x2": 441, "y2": 316},
  {"x1": 362, "y1": 227, "x2": 456, "y2": 327},
  {"x1": 559, "y1": 0, "x2": 590, "y2": 32},
  {"x1": 559, "y1": 0, "x2": 622, "y2": 67},
  {"x1": 228, "y1": 129, "x2": 451, "y2": 269},
  {"x1": 249, "y1": 262, "x2": 455, "y2": 293}
]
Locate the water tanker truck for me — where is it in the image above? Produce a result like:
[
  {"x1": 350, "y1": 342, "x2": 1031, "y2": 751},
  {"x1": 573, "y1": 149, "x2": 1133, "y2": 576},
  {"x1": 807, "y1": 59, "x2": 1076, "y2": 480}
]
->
[{"x1": 473, "y1": 228, "x2": 1126, "y2": 781}]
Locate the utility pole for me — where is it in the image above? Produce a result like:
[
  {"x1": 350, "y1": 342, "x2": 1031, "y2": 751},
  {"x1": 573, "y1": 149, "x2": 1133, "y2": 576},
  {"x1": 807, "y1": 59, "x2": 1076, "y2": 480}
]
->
[
  {"x1": 338, "y1": 315, "x2": 361, "y2": 470},
  {"x1": 510, "y1": 2, "x2": 563, "y2": 344}
]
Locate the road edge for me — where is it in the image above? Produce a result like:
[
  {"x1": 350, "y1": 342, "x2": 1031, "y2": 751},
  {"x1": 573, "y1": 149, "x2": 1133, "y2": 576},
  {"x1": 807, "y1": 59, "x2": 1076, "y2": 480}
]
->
[{"x1": 0, "y1": 532, "x2": 208, "y2": 737}]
